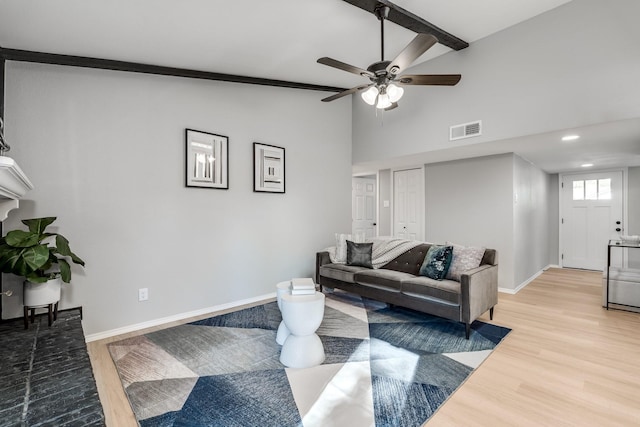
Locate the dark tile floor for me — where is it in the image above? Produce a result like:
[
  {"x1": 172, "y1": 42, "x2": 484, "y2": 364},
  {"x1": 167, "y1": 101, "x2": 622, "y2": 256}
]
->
[{"x1": 0, "y1": 308, "x2": 105, "y2": 426}]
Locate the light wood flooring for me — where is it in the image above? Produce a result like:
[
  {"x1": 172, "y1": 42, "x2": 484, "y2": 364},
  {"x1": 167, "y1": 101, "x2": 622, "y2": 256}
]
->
[{"x1": 87, "y1": 268, "x2": 640, "y2": 426}]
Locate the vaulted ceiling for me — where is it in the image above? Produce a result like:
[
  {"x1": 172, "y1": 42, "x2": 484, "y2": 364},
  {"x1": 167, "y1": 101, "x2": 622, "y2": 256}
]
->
[
  {"x1": 0, "y1": 0, "x2": 572, "y2": 89},
  {"x1": 1, "y1": 0, "x2": 639, "y2": 173}
]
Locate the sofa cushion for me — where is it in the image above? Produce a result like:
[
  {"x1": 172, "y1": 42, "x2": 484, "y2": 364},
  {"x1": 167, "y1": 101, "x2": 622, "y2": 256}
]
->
[
  {"x1": 320, "y1": 264, "x2": 369, "y2": 283},
  {"x1": 354, "y1": 269, "x2": 416, "y2": 292},
  {"x1": 401, "y1": 276, "x2": 461, "y2": 305},
  {"x1": 419, "y1": 245, "x2": 453, "y2": 280},
  {"x1": 346, "y1": 241, "x2": 373, "y2": 268},
  {"x1": 380, "y1": 243, "x2": 432, "y2": 275}
]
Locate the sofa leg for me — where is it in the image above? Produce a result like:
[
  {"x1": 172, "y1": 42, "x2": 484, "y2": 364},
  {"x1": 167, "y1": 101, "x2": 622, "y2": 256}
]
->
[
  {"x1": 465, "y1": 323, "x2": 470, "y2": 339},
  {"x1": 490, "y1": 307, "x2": 494, "y2": 320}
]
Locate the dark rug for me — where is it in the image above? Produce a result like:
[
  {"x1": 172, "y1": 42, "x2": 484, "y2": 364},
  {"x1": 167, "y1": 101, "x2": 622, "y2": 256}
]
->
[{"x1": 109, "y1": 290, "x2": 510, "y2": 426}]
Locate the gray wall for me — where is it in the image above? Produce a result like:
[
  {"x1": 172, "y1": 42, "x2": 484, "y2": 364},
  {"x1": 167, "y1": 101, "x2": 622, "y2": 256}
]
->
[
  {"x1": 547, "y1": 174, "x2": 560, "y2": 265},
  {"x1": 377, "y1": 169, "x2": 391, "y2": 236},
  {"x1": 629, "y1": 167, "x2": 640, "y2": 268},
  {"x1": 513, "y1": 155, "x2": 553, "y2": 285},
  {"x1": 424, "y1": 154, "x2": 515, "y2": 289},
  {"x1": 352, "y1": 0, "x2": 640, "y2": 164},
  {"x1": 3, "y1": 61, "x2": 352, "y2": 335}
]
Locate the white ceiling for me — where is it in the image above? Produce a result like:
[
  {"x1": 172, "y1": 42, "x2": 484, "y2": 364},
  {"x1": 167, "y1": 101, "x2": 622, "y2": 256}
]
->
[
  {"x1": 2, "y1": 0, "x2": 639, "y2": 174},
  {"x1": 352, "y1": 117, "x2": 640, "y2": 175}
]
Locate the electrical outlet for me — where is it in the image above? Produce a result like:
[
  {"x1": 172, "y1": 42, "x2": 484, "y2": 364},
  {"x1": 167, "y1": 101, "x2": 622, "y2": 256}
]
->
[{"x1": 138, "y1": 288, "x2": 149, "y2": 302}]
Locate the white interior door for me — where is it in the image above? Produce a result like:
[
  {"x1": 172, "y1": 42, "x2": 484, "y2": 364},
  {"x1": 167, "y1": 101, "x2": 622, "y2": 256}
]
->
[
  {"x1": 561, "y1": 171, "x2": 624, "y2": 270},
  {"x1": 352, "y1": 177, "x2": 377, "y2": 240},
  {"x1": 393, "y1": 168, "x2": 422, "y2": 240}
]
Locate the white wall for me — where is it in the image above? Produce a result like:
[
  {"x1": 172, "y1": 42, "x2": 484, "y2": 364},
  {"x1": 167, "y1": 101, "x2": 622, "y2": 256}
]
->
[
  {"x1": 513, "y1": 155, "x2": 553, "y2": 285},
  {"x1": 3, "y1": 61, "x2": 352, "y2": 335},
  {"x1": 352, "y1": 0, "x2": 640, "y2": 164},
  {"x1": 629, "y1": 167, "x2": 640, "y2": 268},
  {"x1": 377, "y1": 169, "x2": 391, "y2": 236},
  {"x1": 424, "y1": 154, "x2": 514, "y2": 289},
  {"x1": 547, "y1": 174, "x2": 560, "y2": 265}
]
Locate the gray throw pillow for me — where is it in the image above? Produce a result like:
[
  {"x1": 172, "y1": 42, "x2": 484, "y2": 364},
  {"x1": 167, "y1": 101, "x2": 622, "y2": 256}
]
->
[
  {"x1": 445, "y1": 242, "x2": 486, "y2": 282},
  {"x1": 346, "y1": 240, "x2": 373, "y2": 268}
]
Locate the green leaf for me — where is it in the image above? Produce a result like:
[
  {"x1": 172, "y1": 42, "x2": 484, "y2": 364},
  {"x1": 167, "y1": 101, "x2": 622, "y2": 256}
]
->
[
  {"x1": 56, "y1": 235, "x2": 71, "y2": 256},
  {"x1": 0, "y1": 245, "x2": 49, "y2": 276},
  {"x1": 69, "y1": 251, "x2": 85, "y2": 267},
  {"x1": 22, "y1": 217, "x2": 57, "y2": 234},
  {"x1": 25, "y1": 273, "x2": 51, "y2": 283},
  {"x1": 0, "y1": 240, "x2": 14, "y2": 267},
  {"x1": 20, "y1": 245, "x2": 51, "y2": 271},
  {"x1": 58, "y1": 259, "x2": 71, "y2": 283},
  {"x1": 5, "y1": 230, "x2": 40, "y2": 248}
]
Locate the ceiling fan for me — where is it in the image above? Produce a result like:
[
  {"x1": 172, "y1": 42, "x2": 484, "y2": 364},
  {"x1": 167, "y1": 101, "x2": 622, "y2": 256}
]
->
[{"x1": 317, "y1": 4, "x2": 461, "y2": 110}]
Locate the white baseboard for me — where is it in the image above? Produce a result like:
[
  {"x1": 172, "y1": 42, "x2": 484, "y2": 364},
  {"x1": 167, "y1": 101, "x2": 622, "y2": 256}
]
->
[
  {"x1": 84, "y1": 292, "x2": 276, "y2": 342},
  {"x1": 499, "y1": 264, "x2": 555, "y2": 295}
]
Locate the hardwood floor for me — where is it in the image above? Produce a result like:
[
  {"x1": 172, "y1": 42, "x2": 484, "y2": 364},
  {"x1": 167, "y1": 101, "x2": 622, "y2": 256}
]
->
[
  {"x1": 87, "y1": 268, "x2": 640, "y2": 426},
  {"x1": 429, "y1": 268, "x2": 640, "y2": 426}
]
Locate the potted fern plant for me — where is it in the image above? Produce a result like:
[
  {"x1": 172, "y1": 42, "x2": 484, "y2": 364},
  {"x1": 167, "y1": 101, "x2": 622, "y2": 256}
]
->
[{"x1": 0, "y1": 217, "x2": 85, "y2": 307}]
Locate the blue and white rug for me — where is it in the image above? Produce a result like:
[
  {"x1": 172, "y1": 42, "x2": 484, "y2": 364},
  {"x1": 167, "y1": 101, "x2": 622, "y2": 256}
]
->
[{"x1": 109, "y1": 290, "x2": 510, "y2": 426}]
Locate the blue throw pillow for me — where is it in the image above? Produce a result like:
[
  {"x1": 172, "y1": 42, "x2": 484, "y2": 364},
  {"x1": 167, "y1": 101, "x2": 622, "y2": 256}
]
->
[{"x1": 419, "y1": 245, "x2": 454, "y2": 280}]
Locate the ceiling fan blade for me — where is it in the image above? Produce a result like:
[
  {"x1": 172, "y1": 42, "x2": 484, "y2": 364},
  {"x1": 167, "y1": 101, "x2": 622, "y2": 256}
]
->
[
  {"x1": 398, "y1": 74, "x2": 462, "y2": 86},
  {"x1": 385, "y1": 102, "x2": 399, "y2": 111},
  {"x1": 321, "y1": 84, "x2": 372, "y2": 102},
  {"x1": 386, "y1": 33, "x2": 438, "y2": 76},
  {"x1": 317, "y1": 57, "x2": 374, "y2": 78}
]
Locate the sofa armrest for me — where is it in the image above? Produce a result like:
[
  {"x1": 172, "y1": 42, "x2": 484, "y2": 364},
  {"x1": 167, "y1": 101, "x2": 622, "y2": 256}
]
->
[
  {"x1": 459, "y1": 264, "x2": 499, "y2": 323},
  {"x1": 316, "y1": 251, "x2": 332, "y2": 284}
]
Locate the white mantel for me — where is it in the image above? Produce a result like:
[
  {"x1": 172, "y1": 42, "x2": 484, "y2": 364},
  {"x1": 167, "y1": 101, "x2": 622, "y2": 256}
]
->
[{"x1": 0, "y1": 156, "x2": 34, "y2": 221}]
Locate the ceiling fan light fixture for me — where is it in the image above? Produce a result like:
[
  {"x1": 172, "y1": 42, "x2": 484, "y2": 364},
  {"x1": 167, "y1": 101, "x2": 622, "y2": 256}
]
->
[
  {"x1": 387, "y1": 84, "x2": 404, "y2": 103},
  {"x1": 361, "y1": 86, "x2": 379, "y2": 105},
  {"x1": 376, "y1": 92, "x2": 392, "y2": 109}
]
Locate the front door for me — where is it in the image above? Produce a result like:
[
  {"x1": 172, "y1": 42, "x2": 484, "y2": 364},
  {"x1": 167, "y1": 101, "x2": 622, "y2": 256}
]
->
[
  {"x1": 352, "y1": 177, "x2": 377, "y2": 240},
  {"x1": 561, "y1": 170, "x2": 624, "y2": 270}
]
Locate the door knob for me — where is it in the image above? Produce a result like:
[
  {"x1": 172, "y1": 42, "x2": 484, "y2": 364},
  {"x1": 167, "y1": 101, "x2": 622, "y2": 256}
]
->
[
  {"x1": 616, "y1": 228, "x2": 622, "y2": 232},
  {"x1": 373, "y1": 223, "x2": 377, "y2": 226},
  {"x1": 616, "y1": 221, "x2": 621, "y2": 225}
]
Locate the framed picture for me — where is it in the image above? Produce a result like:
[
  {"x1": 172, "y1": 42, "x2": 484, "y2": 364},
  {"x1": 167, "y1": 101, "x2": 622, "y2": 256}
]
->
[
  {"x1": 253, "y1": 142, "x2": 285, "y2": 193},
  {"x1": 185, "y1": 129, "x2": 229, "y2": 189}
]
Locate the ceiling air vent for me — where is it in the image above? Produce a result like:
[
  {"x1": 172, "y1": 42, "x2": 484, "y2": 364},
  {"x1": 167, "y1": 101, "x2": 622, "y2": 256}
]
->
[{"x1": 449, "y1": 120, "x2": 482, "y2": 141}]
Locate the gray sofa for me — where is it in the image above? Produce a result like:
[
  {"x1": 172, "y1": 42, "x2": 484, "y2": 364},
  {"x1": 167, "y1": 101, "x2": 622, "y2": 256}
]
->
[{"x1": 316, "y1": 243, "x2": 498, "y2": 339}]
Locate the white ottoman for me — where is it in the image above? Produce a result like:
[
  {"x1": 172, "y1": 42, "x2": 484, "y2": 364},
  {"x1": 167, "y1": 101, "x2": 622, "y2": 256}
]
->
[
  {"x1": 279, "y1": 292, "x2": 325, "y2": 368},
  {"x1": 275, "y1": 281, "x2": 292, "y2": 345}
]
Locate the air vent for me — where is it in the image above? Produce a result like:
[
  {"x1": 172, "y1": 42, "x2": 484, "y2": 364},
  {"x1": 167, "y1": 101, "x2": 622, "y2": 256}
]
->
[{"x1": 449, "y1": 120, "x2": 482, "y2": 141}]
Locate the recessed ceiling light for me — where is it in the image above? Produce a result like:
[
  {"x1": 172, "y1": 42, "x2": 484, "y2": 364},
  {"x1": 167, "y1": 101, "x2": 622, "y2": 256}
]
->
[
  {"x1": 562, "y1": 135, "x2": 580, "y2": 141},
  {"x1": 581, "y1": 163, "x2": 594, "y2": 168}
]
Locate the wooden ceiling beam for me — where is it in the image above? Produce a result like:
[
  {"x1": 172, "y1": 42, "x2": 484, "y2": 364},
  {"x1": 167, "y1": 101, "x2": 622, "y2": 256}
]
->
[
  {"x1": 342, "y1": 0, "x2": 469, "y2": 51},
  {"x1": 0, "y1": 47, "x2": 347, "y2": 94}
]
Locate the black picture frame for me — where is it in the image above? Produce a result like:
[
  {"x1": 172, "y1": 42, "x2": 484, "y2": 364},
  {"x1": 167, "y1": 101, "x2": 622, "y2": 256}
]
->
[
  {"x1": 253, "y1": 142, "x2": 285, "y2": 193},
  {"x1": 185, "y1": 129, "x2": 229, "y2": 189}
]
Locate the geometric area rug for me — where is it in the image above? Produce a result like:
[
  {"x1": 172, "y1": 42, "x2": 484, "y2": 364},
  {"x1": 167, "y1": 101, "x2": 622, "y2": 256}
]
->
[{"x1": 108, "y1": 289, "x2": 510, "y2": 427}]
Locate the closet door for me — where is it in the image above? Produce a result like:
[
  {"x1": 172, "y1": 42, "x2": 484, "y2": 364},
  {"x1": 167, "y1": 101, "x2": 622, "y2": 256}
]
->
[
  {"x1": 393, "y1": 168, "x2": 423, "y2": 240},
  {"x1": 352, "y1": 177, "x2": 377, "y2": 239}
]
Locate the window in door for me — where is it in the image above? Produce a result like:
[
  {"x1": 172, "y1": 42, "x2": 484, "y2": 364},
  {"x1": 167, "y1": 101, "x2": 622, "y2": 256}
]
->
[{"x1": 572, "y1": 178, "x2": 612, "y2": 201}]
